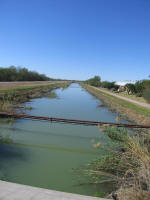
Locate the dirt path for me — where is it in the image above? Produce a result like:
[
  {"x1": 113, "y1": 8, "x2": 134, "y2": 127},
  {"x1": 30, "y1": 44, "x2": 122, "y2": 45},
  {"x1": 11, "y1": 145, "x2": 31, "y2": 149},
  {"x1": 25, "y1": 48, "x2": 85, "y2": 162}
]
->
[{"x1": 92, "y1": 86, "x2": 150, "y2": 110}]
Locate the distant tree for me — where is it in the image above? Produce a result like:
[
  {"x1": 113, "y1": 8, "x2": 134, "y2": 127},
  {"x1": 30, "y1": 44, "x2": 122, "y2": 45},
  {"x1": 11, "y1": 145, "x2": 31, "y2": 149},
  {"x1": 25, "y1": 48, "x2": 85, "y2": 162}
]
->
[
  {"x1": 125, "y1": 83, "x2": 136, "y2": 95},
  {"x1": 87, "y1": 76, "x2": 101, "y2": 87},
  {"x1": 101, "y1": 81, "x2": 119, "y2": 90},
  {"x1": 0, "y1": 66, "x2": 50, "y2": 81}
]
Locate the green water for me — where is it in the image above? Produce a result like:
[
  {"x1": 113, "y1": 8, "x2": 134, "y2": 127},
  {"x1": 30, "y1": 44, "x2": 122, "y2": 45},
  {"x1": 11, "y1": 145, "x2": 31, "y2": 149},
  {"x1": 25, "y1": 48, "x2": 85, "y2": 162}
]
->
[{"x1": 0, "y1": 83, "x2": 128, "y2": 196}]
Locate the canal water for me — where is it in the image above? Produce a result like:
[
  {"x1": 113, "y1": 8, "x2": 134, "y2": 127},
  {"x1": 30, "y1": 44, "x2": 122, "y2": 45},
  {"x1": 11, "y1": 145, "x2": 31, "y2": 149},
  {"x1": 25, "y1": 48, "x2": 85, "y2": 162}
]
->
[{"x1": 0, "y1": 83, "x2": 128, "y2": 196}]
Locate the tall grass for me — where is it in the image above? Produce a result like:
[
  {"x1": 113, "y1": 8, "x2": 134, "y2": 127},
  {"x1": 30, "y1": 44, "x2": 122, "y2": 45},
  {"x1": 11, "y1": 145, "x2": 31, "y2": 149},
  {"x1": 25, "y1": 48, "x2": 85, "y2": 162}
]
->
[{"x1": 82, "y1": 126, "x2": 150, "y2": 199}]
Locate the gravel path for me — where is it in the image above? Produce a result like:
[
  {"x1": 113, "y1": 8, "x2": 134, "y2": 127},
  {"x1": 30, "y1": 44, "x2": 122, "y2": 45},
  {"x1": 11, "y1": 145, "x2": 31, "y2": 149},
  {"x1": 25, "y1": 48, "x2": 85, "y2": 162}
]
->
[{"x1": 92, "y1": 86, "x2": 150, "y2": 110}]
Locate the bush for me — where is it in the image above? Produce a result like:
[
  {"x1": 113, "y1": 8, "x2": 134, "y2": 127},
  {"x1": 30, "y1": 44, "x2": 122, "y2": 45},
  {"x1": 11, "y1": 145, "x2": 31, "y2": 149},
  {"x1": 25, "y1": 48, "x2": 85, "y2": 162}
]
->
[
  {"x1": 125, "y1": 83, "x2": 136, "y2": 94},
  {"x1": 135, "y1": 81, "x2": 145, "y2": 95},
  {"x1": 86, "y1": 76, "x2": 101, "y2": 87},
  {"x1": 143, "y1": 85, "x2": 150, "y2": 103},
  {"x1": 101, "y1": 81, "x2": 119, "y2": 90}
]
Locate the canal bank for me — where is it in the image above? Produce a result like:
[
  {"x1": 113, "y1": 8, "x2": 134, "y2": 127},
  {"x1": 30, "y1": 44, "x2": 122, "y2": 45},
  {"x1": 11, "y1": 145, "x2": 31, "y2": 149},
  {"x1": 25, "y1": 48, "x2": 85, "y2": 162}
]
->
[
  {"x1": 0, "y1": 81, "x2": 71, "y2": 112},
  {"x1": 80, "y1": 83, "x2": 150, "y2": 126}
]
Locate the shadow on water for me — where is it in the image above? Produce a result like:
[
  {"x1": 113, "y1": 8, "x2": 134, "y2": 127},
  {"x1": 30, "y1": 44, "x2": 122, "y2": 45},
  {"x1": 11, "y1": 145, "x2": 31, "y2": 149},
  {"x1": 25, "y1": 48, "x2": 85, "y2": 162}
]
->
[
  {"x1": 3, "y1": 126, "x2": 100, "y2": 141},
  {"x1": 0, "y1": 128, "x2": 30, "y2": 180},
  {"x1": 0, "y1": 144, "x2": 29, "y2": 162}
]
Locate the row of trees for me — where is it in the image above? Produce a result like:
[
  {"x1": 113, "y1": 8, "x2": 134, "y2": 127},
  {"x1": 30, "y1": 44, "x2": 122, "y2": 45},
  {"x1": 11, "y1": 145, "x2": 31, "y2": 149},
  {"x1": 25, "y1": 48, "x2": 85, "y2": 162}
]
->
[
  {"x1": 86, "y1": 76, "x2": 119, "y2": 91},
  {"x1": 0, "y1": 66, "x2": 51, "y2": 81},
  {"x1": 86, "y1": 76, "x2": 150, "y2": 103}
]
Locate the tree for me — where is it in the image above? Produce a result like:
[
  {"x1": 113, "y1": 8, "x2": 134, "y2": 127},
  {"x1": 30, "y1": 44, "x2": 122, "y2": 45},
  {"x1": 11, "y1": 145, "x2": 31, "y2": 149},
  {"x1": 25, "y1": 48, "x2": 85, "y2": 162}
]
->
[
  {"x1": 87, "y1": 76, "x2": 101, "y2": 87},
  {"x1": 125, "y1": 83, "x2": 136, "y2": 95},
  {"x1": 101, "y1": 81, "x2": 119, "y2": 90}
]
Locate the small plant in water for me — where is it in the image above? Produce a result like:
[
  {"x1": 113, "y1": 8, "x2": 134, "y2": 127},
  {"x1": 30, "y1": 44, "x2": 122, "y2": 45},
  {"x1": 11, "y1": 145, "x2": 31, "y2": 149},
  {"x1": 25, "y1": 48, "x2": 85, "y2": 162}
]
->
[{"x1": 47, "y1": 91, "x2": 58, "y2": 99}]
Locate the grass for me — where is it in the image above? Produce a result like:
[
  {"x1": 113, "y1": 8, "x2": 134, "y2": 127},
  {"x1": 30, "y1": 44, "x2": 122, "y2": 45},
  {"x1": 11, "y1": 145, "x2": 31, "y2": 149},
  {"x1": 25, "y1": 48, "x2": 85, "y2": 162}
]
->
[
  {"x1": 115, "y1": 91, "x2": 147, "y2": 103},
  {"x1": 80, "y1": 83, "x2": 150, "y2": 125},
  {"x1": 100, "y1": 90, "x2": 150, "y2": 117},
  {"x1": 115, "y1": 131, "x2": 150, "y2": 200}
]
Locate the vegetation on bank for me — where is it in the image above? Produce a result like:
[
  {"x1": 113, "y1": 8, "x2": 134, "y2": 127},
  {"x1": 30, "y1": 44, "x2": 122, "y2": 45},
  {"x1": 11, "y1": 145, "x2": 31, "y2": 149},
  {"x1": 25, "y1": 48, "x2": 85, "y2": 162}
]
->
[
  {"x1": 80, "y1": 81, "x2": 150, "y2": 199},
  {"x1": 0, "y1": 82, "x2": 71, "y2": 111},
  {"x1": 82, "y1": 126, "x2": 150, "y2": 200},
  {"x1": 125, "y1": 81, "x2": 150, "y2": 100},
  {"x1": 85, "y1": 76, "x2": 150, "y2": 103}
]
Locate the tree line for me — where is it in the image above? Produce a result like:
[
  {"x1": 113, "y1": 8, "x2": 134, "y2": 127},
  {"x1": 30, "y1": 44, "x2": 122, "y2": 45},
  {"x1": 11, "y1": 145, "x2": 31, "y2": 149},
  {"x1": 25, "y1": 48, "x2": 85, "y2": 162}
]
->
[
  {"x1": 0, "y1": 66, "x2": 51, "y2": 81},
  {"x1": 86, "y1": 76, "x2": 150, "y2": 103},
  {"x1": 86, "y1": 76, "x2": 119, "y2": 90}
]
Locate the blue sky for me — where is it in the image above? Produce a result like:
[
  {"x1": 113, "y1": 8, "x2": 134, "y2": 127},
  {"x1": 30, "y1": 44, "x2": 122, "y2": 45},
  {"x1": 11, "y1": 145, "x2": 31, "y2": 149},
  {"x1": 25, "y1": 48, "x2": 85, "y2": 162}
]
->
[{"x1": 0, "y1": 0, "x2": 150, "y2": 81}]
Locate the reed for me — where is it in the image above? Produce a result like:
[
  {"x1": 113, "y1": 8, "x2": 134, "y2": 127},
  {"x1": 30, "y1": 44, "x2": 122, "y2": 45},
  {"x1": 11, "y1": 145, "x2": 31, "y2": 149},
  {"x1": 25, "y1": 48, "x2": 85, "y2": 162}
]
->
[{"x1": 84, "y1": 126, "x2": 150, "y2": 199}]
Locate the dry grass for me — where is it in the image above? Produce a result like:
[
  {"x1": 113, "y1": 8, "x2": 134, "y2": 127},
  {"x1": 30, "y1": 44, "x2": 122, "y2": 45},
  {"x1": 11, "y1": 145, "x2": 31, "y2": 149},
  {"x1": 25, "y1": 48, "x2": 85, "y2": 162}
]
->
[
  {"x1": 117, "y1": 187, "x2": 150, "y2": 200},
  {"x1": 110, "y1": 134, "x2": 150, "y2": 200},
  {"x1": 84, "y1": 125, "x2": 150, "y2": 199},
  {"x1": 0, "y1": 81, "x2": 63, "y2": 90}
]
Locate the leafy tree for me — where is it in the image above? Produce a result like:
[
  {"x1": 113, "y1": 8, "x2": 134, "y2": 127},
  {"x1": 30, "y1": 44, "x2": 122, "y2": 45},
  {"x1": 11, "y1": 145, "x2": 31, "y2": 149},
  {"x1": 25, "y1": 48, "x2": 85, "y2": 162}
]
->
[
  {"x1": 101, "y1": 81, "x2": 119, "y2": 90},
  {"x1": 134, "y1": 81, "x2": 145, "y2": 96},
  {"x1": 125, "y1": 83, "x2": 136, "y2": 95},
  {"x1": 87, "y1": 76, "x2": 101, "y2": 87},
  {"x1": 134, "y1": 80, "x2": 150, "y2": 97}
]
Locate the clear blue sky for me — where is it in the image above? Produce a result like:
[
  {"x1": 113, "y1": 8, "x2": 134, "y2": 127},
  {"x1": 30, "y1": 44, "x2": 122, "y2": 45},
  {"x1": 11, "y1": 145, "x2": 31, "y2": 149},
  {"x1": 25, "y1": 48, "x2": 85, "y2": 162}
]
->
[{"x1": 0, "y1": 0, "x2": 150, "y2": 81}]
